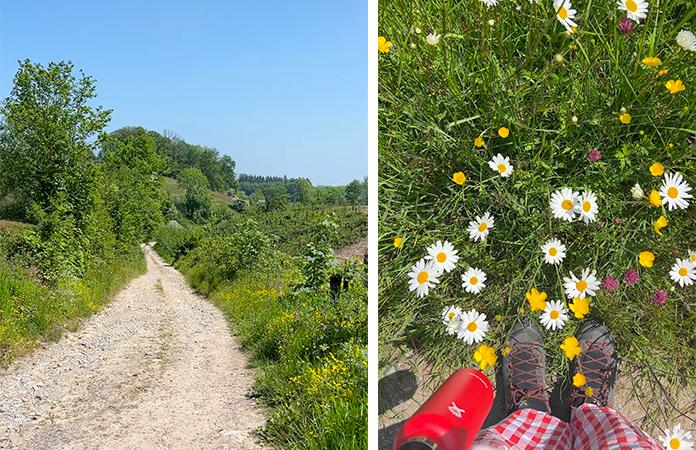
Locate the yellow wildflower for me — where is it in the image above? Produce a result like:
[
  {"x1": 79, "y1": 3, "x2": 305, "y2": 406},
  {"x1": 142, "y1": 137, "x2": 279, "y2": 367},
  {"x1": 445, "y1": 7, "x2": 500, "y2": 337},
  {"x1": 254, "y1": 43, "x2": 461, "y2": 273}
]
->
[
  {"x1": 639, "y1": 251, "x2": 655, "y2": 268},
  {"x1": 665, "y1": 79, "x2": 685, "y2": 94},
  {"x1": 650, "y1": 162, "x2": 664, "y2": 176},
  {"x1": 560, "y1": 336, "x2": 582, "y2": 360},
  {"x1": 378, "y1": 36, "x2": 392, "y2": 53},
  {"x1": 585, "y1": 386, "x2": 593, "y2": 397},
  {"x1": 641, "y1": 57, "x2": 661, "y2": 66},
  {"x1": 658, "y1": 69, "x2": 668, "y2": 76},
  {"x1": 474, "y1": 344, "x2": 497, "y2": 371},
  {"x1": 525, "y1": 288, "x2": 548, "y2": 312},
  {"x1": 569, "y1": 297, "x2": 589, "y2": 319},
  {"x1": 498, "y1": 127, "x2": 510, "y2": 138},
  {"x1": 474, "y1": 137, "x2": 485, "y2": 147},
  {"x1": 649, "y1": 190, "x2": 663, "y2": 207},
  {"x1": 573, "y1": 372, "x2": 587, "y2": 387},
  {"x1": 620, "y1": 113, "x2": 631, "y2": 124},
  {"x1": 453, "y1": 172, "x2": 466, "y2": 185},
  {"x1": 394, "y1": 237, "x2": 403, "y2": 248},
  {"x1": 654, "y1": 216, "x2": 668, "y2": 236}
]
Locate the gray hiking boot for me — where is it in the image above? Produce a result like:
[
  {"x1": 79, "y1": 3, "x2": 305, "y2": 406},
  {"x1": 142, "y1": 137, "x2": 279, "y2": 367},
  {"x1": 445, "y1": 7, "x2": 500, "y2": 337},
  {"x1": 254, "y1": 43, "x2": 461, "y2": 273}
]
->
[
  {"x1": 502, "y1": 320, "x2": 550, "y2": 415},
  {"x1": 569, "y1": 321, "x2": 618, "y2": 413}
]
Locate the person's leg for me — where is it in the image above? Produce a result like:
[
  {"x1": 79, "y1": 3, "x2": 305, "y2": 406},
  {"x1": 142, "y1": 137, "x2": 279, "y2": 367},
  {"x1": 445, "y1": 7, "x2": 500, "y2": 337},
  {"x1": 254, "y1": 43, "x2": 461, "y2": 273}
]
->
[
  {"x1": 472, "y1": 321, "x2": 572, "y2": 450},
  {"x1": 568, "y1": 321, "x2": 661, "y2": 450}
]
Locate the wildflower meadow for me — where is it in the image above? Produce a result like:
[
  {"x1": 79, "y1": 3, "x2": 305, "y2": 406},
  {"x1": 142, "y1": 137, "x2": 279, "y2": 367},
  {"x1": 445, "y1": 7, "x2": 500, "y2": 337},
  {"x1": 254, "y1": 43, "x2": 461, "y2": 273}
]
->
[{"x1": 379, "y1": 0, "x2": 696, "y2": 440}]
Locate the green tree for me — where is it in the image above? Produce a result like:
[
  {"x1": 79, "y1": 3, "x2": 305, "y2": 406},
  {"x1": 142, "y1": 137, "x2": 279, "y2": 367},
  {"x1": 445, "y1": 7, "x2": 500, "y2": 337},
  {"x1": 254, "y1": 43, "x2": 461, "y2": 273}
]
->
[
  {"x1": 177, "y1": 167, "x2": 212, "y2": 222},
  {"x1": 295, "y1": 178, "x2": 315, "y2": 205},
  {"x1": 102, "y1": 134, "x2": 168, "y2": 247},
  {"x1": 344, "y1": 179, "x2": 362, "y2": 207},
  {"x1": 264, "y1": 184, "x2": 289, "y2": 212},
  {"x1": 0, "y1": 60, "x2": 112, "y2": 224}
]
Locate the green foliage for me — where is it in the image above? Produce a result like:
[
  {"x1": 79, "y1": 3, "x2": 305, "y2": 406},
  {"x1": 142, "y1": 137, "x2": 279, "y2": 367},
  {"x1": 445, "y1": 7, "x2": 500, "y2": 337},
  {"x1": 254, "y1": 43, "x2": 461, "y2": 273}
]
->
[
  {"x1": 0, "y1": 242, "x2": 144, "y2": 365},
  {"x1": 101, "y1": 126, "x2": 239, "y2": 193},
  {"x1": 379, "y1": 0, "x2": 696, "y2": 432},
  {"x1": 177, "y1": 167, "x2": 213, "y2": 223},
  {"x1": 0, "y1": 60, "x2": 111, "y2": 225},
  {"x1": 201, "y1": 256, "x2": 367, "y2": 450}
]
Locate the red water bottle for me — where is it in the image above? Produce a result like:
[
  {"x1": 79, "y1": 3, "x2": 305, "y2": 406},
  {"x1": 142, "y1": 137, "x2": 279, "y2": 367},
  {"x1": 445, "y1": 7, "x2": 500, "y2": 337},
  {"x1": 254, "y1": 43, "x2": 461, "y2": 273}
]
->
[{"x1": 393, "y1": 368, "x2": 494, "y2": 450}]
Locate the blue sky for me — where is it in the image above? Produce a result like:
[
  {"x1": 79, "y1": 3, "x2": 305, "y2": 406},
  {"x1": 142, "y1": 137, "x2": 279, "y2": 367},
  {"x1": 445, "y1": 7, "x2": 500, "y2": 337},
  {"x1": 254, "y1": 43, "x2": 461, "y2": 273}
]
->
[{"x1": 0, "y1": 0, "x2": 367, "y2": 186}]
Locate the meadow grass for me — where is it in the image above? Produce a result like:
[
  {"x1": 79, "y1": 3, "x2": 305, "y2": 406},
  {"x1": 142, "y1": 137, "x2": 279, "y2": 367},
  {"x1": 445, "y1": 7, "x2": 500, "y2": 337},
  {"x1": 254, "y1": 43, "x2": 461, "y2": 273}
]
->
[
  {"x1": 379, "y1": 0, "x2": 696, "y2": 434},
  {"x1": 0, "y1": 243, "x2": 145, "y2": 365}
]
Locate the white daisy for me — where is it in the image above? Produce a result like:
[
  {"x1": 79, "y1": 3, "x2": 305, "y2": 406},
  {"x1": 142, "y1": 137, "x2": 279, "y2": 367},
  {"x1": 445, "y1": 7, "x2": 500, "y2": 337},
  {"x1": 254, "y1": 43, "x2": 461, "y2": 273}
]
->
[
  {"x1": 660, "y1": 424, "x2": 694, "y2": 450},
  {"x1": 617, "y1": 0, "x2": 648, "y2": 23},
  {"x1": 540, "y1": 300, "x2": 569, "y2": 331},
  {"x1": 689, "y1": 250, "x2": 696, "y2": 265},
  {"x1": 553, "y1": 0, "x2": 578, "y2": 33},
  {"x1": 660, "y1": 172, "x2": 693, "y2": 211},
  {"x1": 550, "y1": 188, "x2": 580, "y2": 222},
  {"x1": 467, "y1": 212, "x2": 494, "y2": 242},
  {"x1": 479, "y1": 0, "x2": 499, "y2": 5},
  {"x1": 676, "y1": 30, "x2": 696, "y2": 52},
  {"x1": 488, "y1": 153, "x2": 513, "y2": 177},
  {"x1": 541, "y1": 238, "x2": 567, "y2": 265},
  {"x1": 425, "y1": 240, "x2": 459, "y2": 273},
  {"x1": 461, "y1": 267, "x2": 487, "y2": 294},
  {"x1": 442, "y1": 306, "x2": 463, "y2": 336},
  {"x1": 425, "y1": 32, "x2": 441, "y2": 46},
  {"x1": 669, "y1": 258, "x2": 696, "y2": 288},
  {"x1": 578, "y1": 190, "x2": 599, "y2": 224},
  {"x1": 457, "y1": 309, "x2": 489, "y2": 345},
  {"x1": 408, "y1": 258, "x2": 440, "y2": 298},
  {"x1": 563, "y1": 268, "x2": 601, "y2": 299}
]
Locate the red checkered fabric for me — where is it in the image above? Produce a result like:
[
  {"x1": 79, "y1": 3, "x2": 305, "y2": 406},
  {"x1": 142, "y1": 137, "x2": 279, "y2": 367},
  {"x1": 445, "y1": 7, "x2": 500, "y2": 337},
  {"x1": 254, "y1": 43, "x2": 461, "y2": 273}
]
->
[
  {"x1": 471, "y1": 404, "x2": 662, "y2": 450},
  {"x1": 471, "y1": 408, "x2": 572, "y2": 450},
  {"x1": 572, "y1": 403, "x2": 662, "y2": 450}
]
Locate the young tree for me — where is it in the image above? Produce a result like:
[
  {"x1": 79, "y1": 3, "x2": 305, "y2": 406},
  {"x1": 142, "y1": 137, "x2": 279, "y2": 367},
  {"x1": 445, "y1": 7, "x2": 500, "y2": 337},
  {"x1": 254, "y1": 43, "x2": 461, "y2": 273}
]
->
[
  {"x1": 344, "y1": 179, "x2": 362, "y2": 207},
  {"x1": 177, "y1": 167, "x2": 212, "y2": 222},
  {"x1": 0, "y1": 60, "x2": 112, "y2": 223}
]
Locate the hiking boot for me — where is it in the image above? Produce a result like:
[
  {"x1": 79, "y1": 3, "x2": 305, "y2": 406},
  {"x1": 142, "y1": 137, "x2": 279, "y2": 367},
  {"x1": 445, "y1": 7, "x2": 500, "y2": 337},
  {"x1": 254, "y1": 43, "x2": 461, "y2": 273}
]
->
[
  {"x1": 502, "y1": 320, "x2": 550, "y2": 415},
  {"x1": 569, "y1": 321, "x2": 618, "y2": 413}
]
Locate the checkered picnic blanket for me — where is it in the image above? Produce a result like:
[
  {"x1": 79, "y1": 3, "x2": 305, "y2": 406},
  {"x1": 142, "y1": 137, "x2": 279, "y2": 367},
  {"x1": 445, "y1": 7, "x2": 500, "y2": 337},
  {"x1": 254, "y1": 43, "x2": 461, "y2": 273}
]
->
[{"x1": 471, "y1": 403, "x2": 661, "y2": 450}]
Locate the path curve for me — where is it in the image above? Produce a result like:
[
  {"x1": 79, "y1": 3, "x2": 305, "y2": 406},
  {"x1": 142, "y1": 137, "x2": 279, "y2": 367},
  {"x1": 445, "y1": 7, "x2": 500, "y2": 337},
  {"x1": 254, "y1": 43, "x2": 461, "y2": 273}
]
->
[{"x1": 0, "y1": 244, "x2": 265, "y2": 449}]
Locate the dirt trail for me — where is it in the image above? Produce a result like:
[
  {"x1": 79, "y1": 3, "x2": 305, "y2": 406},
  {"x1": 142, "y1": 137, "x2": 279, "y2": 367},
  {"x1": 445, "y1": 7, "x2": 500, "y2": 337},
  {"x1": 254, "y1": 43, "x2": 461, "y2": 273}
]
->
[{"x1": 0, "y1": 244, "x2": 265, "y2": 449}]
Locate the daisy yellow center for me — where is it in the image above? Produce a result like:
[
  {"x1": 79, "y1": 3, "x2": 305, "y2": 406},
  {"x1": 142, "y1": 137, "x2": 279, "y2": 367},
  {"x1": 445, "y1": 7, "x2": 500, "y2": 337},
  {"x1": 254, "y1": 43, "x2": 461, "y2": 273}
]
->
[
  {"x1": 448, "y1": 312, "x2": 456, "y2": 320},
  {"x1": 679, "y1": 268, "x2": 688, "y2": 277},
  {"x1": 498, "y1": 164, "x2": 507, "y2": 173},
  {"x1": 549, "y1": 248, "x2": 558, "y2": 256},
  {"x1": 437, "y1": 252, "x2": 447, "y2": 263},
  {"x1": 626, "y1": 0, "x2": 638, "y2": 12},
  {"x1": 668, "y1": 187, "x2": 679, "y2": 199},
  {"x1": 583, "y1": 201, "x2": 591, "y2": 212},
  {"x1": 550, "y1": 310, "x2": 560, "y2": 320},
  {"x1": 577, "y1": 280, "x2": 588, "y2": 291},
  {"x1": 670, "y1": 438, "x2": 680, "y2": 449},
  {"x1": 418, "y1": 271, "x2": 429, "y2": 284},
  {"x1": 470, "y1": 277, "x2": 479, "y2": 285},
  {"x1": 691, "y1": 255, "x2": 696, "y2": 262},
  {"x1": 478, "y1": 223, "x2": 488, "y2": 232},
  {"x1": 558, "y1": 6, "x2": 568, "y2": 19},
  {"x1": 467, "y1": 322, "x2": 478, "y2": 332},
  {"x1": 562, "y1": 199, "x2": 574, "y2": 210}
]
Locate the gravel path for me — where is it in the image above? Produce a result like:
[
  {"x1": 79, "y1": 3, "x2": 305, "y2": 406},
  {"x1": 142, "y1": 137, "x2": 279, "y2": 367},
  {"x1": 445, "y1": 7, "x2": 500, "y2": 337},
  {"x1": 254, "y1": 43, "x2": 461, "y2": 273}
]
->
[{"x1": 0, "y1": 244, "x2": 265, "y2": 449}]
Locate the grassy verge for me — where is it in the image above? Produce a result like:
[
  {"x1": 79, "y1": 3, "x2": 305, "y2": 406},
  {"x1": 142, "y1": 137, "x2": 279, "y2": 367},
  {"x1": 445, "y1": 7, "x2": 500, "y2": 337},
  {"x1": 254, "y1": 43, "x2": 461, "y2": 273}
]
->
[
  {"x1": 0, "y1": 246, "x2": 145, "y2": 365},
  {"x1": 207, "y1": 267, "x2": 367, "y2": 449}
]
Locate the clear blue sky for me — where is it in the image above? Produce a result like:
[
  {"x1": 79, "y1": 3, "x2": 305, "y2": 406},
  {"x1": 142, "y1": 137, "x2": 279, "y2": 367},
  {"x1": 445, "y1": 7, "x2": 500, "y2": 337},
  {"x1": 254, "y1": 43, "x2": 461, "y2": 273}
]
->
[{"x1": 0, "y1": 0, "x2": 367, "y2": 186}]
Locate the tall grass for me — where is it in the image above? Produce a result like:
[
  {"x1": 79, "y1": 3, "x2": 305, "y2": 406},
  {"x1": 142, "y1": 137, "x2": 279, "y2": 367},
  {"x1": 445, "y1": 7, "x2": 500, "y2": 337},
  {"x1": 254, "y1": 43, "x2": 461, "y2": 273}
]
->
[{"x1": 0, "y1": 245, "x2": 145, "y2": 364}]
